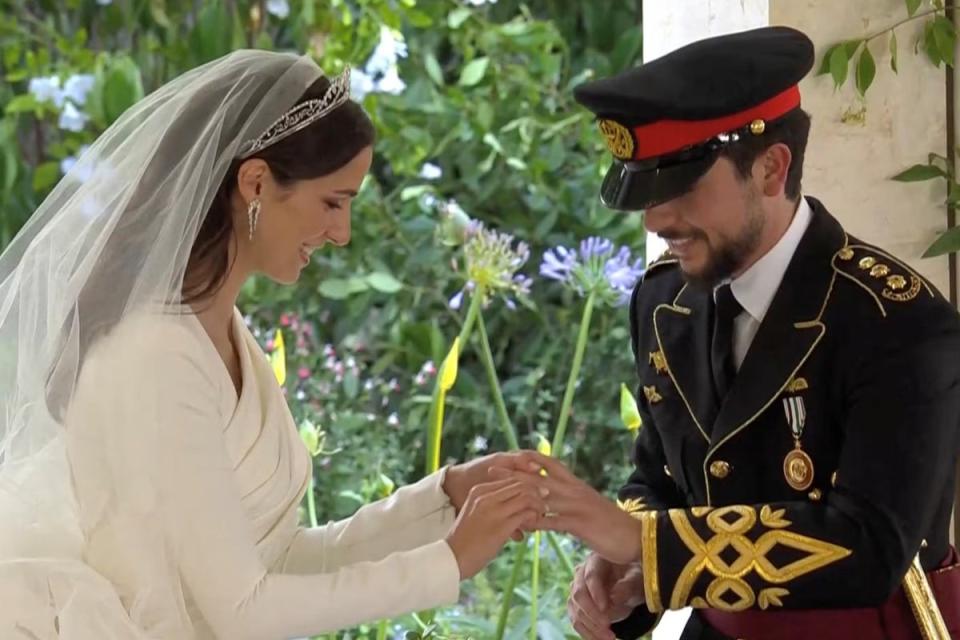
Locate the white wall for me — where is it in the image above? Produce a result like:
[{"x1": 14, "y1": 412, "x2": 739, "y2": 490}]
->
[{"x1": 772, "y1": 0, "x2": 951, "y2": 294}]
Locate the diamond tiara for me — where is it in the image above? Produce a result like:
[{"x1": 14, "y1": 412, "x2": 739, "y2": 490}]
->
[{"x1": 237, "y1": 67, "x2": 352, "y2": 159}]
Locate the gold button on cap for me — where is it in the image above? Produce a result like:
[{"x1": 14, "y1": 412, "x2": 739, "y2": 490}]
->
[{"x1": 709, "y1": 460, "x2": 731, "y2": 479}]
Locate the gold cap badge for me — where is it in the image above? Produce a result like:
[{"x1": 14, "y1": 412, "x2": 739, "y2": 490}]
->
[{"x1": 598, "y1": 119, "x2": 635, "y2": 160}]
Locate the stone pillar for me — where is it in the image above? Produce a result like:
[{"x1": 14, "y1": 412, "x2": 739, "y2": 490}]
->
[{"x1": 642, "y1": 0, "x2": 770, "y2": 263}]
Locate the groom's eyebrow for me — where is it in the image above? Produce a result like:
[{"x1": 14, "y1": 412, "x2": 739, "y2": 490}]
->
[{"x1": 334, "y1": 189, "x2": 358, "y2": 196}]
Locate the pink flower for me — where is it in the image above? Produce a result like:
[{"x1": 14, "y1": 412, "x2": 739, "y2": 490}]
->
[
  {"x1": 280, "y1": 313, "x2": 292, "y2": 327},
  {"x1": 265, "y1": 339, "x2": 275, "y2": 352},
  {"x1": 298, "y1": 366, "x2": 310, "y2": 380}
]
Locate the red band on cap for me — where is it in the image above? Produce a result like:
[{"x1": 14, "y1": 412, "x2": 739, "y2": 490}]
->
[{"x1": 631, "y1": 85, "x2": 801, "y2": 160}]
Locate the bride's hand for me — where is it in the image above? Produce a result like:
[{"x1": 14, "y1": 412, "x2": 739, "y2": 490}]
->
[
  {"x1": 490, "y1": 456, "x2": 643, "y2": 566},
  {"x1": 443, "y1": 450, "x2": 545, "y2": 513},
  {"x1": 445, "y1": 477, "x2": 548, "y2": 580}
]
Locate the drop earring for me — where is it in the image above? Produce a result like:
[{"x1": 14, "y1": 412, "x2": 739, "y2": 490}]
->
[{"x1": 247, "y1": 198, "x2": 261, "y2": 240}]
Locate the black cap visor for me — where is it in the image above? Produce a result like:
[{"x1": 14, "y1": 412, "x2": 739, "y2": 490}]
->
[{"x1": 600, "y1": 145, "x2": 721, "y2": 211}]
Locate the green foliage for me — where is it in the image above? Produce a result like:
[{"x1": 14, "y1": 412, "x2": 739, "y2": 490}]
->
[
  {"x1": 817, "y1": 0, "x2": 959, "y2": 261},
  {"x1": 1, "y1": 0, "x2": 645, "y2": 637}
]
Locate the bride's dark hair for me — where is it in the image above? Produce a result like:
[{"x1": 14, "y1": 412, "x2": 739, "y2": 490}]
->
[{"x1": 182, "y1": 76, "x2": 376, "y2": 304}]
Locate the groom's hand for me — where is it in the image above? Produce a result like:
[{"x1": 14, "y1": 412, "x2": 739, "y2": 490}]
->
[
  {"x1": 492, "y1": 455, "x2": 643, "y2": 564},
  {"x1": 569, "y1": 553, "x2": 644, "y2": 640}
]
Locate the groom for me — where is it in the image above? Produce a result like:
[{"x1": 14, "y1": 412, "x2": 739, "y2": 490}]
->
[{"x1": 524, "y1": 25, "x2": 960, "y2": 640}]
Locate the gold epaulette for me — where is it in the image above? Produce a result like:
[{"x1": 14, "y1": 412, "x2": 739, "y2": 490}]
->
[{"x1": 831, "y1": 243, "x2": 933, "y2": 316}]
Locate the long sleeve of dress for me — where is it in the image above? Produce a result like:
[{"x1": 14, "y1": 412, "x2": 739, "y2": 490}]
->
[
  {"x1": 68, "y1": 318, "x2": 461, "y2": 640},
  {"x1": 280, "y1": 470, "x2": 457, "y2": 574}
]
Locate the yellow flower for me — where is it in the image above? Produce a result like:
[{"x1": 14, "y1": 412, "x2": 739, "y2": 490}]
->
[
  {"x1": 536, "y1": 433, "x2": 552, "y2": 457},
  {"x1": 270, "y1": 329, "x2": 286, "y2": 386},
  {"x1": 439, "y1": 337, "x2": 460, "y2": 392},
  {"x1": 535, "y1": 434, "x2": 552, "y2": 476},
  {"x1": 620, "y1": 383, "x2": 642, "y2": 432}
]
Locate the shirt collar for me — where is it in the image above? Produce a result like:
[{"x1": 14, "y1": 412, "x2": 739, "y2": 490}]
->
[{"x1": 724, "y1": 196, "x2": 813, "y2": 323}]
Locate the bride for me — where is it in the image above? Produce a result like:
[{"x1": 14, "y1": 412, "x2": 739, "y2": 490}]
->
[{"x1": 0, "y1": 50, "x2": 548, "y2": 639}]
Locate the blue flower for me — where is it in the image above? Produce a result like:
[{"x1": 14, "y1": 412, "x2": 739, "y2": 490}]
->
[
  {"x1": 603, "y1": 246, "x2": 645, "y2": 305},
  {"x1": 63, "y1": 74, "x2": 95, "y2": 106},
  {"x1": 375, "y1": 67, "x2": 406, "y2": 95},
  {"x1": 449, "y1": 289, "x2": 465, "y2": 310},
  {"x1": 350, "y1": 69, "x2": 375, "y2": 101},
  {"x1": 540, "y1": 246, "x2": 577, "y2": 282},
  {"x1": 266, "y1": 0, "x2": 290, "y2": 18},
  {"x1": 28, "y1": 76, "x2": 64, "y2": 107},
  {"x1": 367, "y1": 26, "x2": 408, "y2": 75},
  {"x1": 448, "y1": 223, "x2": 531, "y2": 311},
  {"x1": 579, "y1": 237, "x2": 614, "y2": 259},
  {"x1": 58, "y1": 102, "x2": 88, "y2": 132},
  {"x1": 539, "y1": 236, "x2": 644, "y2": 307},
  {"x1": 96, "y1": 0, "x2": 112, "y2": 5},
  {"x1": 362, "y1": 26, "x2": 408, "y2": 96}
]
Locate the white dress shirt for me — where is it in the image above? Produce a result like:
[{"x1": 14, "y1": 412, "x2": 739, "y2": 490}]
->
[{"x1": 722, "y1": 196, "x2": 813, "y2": 370}]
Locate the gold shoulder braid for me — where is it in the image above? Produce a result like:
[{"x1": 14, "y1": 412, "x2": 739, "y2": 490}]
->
[{"x1": 831, "y1": 244, "x2": 933, "y2": 315}]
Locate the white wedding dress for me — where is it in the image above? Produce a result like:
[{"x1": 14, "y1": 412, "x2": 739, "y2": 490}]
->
[{"x1": 2, "y1": 308, "x2": 460, "y2": 639}]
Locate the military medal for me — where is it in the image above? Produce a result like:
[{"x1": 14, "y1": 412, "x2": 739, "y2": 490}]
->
[{"x1": 782, "y1": 396, "x2": 814, "y2": 491}]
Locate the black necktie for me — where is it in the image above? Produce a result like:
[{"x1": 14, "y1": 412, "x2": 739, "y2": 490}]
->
[{"x1": 711, "y1": 284, "x2": 743, "y2": 400}]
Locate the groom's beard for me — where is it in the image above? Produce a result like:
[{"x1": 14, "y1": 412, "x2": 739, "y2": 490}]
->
[{"x1": 678, "y1": 198, "x2": 765, "y2": 292}]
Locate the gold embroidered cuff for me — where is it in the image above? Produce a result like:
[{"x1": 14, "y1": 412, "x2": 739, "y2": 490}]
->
[{"x1": 640, "y1": 510, "x2": 662, "y2": 612}]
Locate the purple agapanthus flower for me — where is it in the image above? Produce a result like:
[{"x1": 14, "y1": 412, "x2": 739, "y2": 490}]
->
[
  {"x1": 604, "y1": 246, "x2": 645, "y2": 305},
  {"x1": 540, "y1": 246, "x2": 578, "y2": 282},
  {"x1": 538, "y1": 236, "x2": 645, "y2": 307}
]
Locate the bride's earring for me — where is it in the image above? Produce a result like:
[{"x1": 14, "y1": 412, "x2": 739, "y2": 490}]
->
[{"x1": 247, "y1": 198, "x2": 261, "y2": 241}]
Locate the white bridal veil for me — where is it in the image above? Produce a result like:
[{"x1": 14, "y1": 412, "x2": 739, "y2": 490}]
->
[{"x1": 0, "y1": 50, "x2": 324, "y2": 638}]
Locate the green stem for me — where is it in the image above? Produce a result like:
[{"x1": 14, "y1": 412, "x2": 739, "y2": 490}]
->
[
  {"x1": 530, "y1": 533, "x2": 542, "y2": 640},
  {"x1": 307, "y1": 474, "x2": 319, "y2": 528},
  {"x1": 545, "y1": 531, "x2": 575, "y2": 577},
  {"x1": 457, "y1": 285, "x2": 484, "y2": 347},
  {"x1": 863, "y1": 6, "x2": 944, "y2": 44},
  {"x1": 476, "y1": 312, "x2": 520, "y2": 450},
  {"x1": 375, "y1": 619, "x2": 389, "y2": 640},
  {"x1": 425, "y1": 288, "x2": 485, "y2": 475},
  {"x1": 494, "y1": 542, "x2": 528, "y2": 640},
  {"x1": 551, "y1": 291, "x2": 596, "y2": 455}
]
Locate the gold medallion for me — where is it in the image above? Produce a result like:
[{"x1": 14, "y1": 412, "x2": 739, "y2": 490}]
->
[
  {"x1": 783, "y1": 447, "x2": 815, "y2": 491},
  {"x1": 598, "y1": 119, "x2": 635, "y2": 160}
]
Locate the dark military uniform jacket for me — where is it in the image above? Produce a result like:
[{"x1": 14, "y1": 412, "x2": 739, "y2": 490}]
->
[{"x1": 611, "y1": 197, "x2": 960, "y2": 639}]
